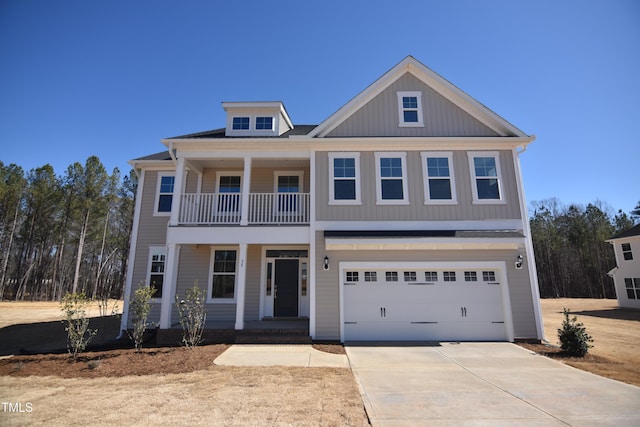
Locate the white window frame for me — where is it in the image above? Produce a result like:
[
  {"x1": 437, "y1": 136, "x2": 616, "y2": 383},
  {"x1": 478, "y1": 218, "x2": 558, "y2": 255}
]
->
[
  {"x1": 328, "y1": 152, "x2": 361, "y2": 205},
  {"x1": 397, "y1": 91, "x2": 424, "y2": 127},
  {"x1": 146, "y1": 246, "x2": 166, "y2": 303},
  {"x1": 255, "y1": 116, "x2": 274, "y2": 130},
  {"x1": 232, "y1": 116, "x2": 250, "y2": 130},
  {"x1": 154, "y1": 172, "x2": 175, "y2": 216},
  {"x1": 421, "y1": 152, "x2": 457, "y2": 205},
  {"x1": 273, "y1": 171, "x2": 304, "y2": 193},
  {"x1": 468, "y1": 151, "x2": 505, "y2": 204},
  {"x1": 207, "y1": 246, "x2": 238, "y2": 303},
  {"x1": 375, "y1": 152, "x2": 409, "y2": 205}
]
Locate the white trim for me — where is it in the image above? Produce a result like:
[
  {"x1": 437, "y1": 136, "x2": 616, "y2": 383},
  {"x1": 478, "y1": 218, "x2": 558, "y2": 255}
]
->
[
  {"x1": 145, "y1": 245, "x2": 167, "y2": 303},
  {"x1": 214, "y1": 171, "x2": 243, "y2": 192},
  {"x1": 397, "y1": 91, "x2": 424, "y2": 127},
  {"x1": 273, "y1": 170, "x2": 304, "y2": 193},
  {"x1": 153, "y1": 171, "x2": 175, "y2": 216},
  {"x1": 315, "y1": 219, "x2": 524, "y2": 231},
  {"x1": 167, "y1": 226, "x2": 310, "y2": 245},
  {"x1": 235, "y1": 243, "x2": 248, "y2": 330},
  {"x1": 159, "y1": 244, "x2": 179, "y2": 328},
  {"x1": 309, "y1": 150, "x2": 317, "y2": 339},
  {"x1": 120, "y1": 169, "x2": 145, "y2": 333},
  {"x1": 421, "y1": 151, "x2": 458, "y2": 205},
  {"x1": 468, "y1": 151, "x2": 505, "y2": 204},
  {"x1": 328, "y1": 152, "x2": 361, "y2": 205},
  {"x1": 207, "y1": 246, "x2": 239, "y2": 304},
  {"x1": 374, "y1": 152, "x2": 409, "y2": 205}
]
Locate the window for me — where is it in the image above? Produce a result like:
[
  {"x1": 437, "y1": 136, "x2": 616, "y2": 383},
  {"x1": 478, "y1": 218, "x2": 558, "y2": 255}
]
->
[
  {"x1": 421, "y1": 152, "x2": 457, "y2": 204},
  {"x1": 385, "y1": 272, "x2": 399, "y2": 282},
  {"x1": 625, "y1": 278, "x2": 640, "y2": 299},
  {"x1": 155, "y1": 173, "x2": 175, "y2": 215},
  {"x1": 210, "y1": 249, "x2": 237, "y2": 300},
  {"x1": 468, "y1": 152, "x2": 503, "y2": 203},
  {"x1": 232, "y1": 117, "x2": 250, "y2": 130},
  {"x1": 256, "y1": 116, "x2": 273, "y2": 130},
  {"x1": 274, "y1": 171, "x2": 303, "y2": 214},
  {"x1": 329, "y1": 153, "x2": 361, "y2": 204},
  {"x1": 216, "y1": 173, "x2": 242, "y2": 218},
  {"x1": 622, "y1": 243, "x2": 633, "y2": 261},
  {"x1": 404, "y1": 272, "x2": 417, "y2": 282},
  {"x1": 147, "y1": 247, "x2": 166, "y2": 298},
  {"x1": 425, "y1": 271, "x2": 438, "y2": 282},
  {"x1": 443, "y1": 271, "x2": 456, "y2": 282},
  {"x1": 482, "y1": 271, "x2": 496, "y2": 282},
  {"x1": 397, "y1": 91, "x2": 424, "y2": 127},
  {"x1": 375, "y1": 152, "x2": 408, "y2": 204},
  {"x1": 346, "y1": 271, "x2": 359, "y2": 282},
  {"x1": 364, "y1": 271, "x2": 377, "y2": 282},
  {"x1": 464, "y1": 271, "x2": 478, "y2": 282}
]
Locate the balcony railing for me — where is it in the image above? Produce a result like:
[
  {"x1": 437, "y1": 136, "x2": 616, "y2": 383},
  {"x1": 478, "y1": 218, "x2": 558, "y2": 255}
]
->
[{"x1": 179, "y1": 193, "x2": 310, "y2": 225}]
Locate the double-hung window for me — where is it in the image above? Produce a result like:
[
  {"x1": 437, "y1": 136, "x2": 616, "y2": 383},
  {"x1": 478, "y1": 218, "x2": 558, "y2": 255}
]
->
[
  {"x1": 154, "y1": 172, "x2": 175, "y2": 215},
  {"x1": 375, "y1": 152, "x2": 409, "y2": 204},
  {"x1": 468, "y1": 152, "x2": 504, "y2": 203},
  {"x1": 625, "y1": 278, "x2": 640, "y2": 299},
  {"x1": 147, "y1": 246, "x2": 166, "y2": 299},
  {"x1": 397, "y1": 91, "x2": 424, "y2": 127},
  {"x1": 209, "y1": 248, "x2": 237, "y2": 301},
  {"x1": 421, "y1": 152, "x2": 456, "y2": 204},
  {"x1": 329, "y1": 153, "x2": 361, "y2": 204},
  {"x1": 622, "y1": 243, "x2": 633, "y2": 261},
  {"x1": 216, "y1": 173, "x2": 242, "y2": 220},
  {"x1": 232, "y1": 117, "x2": 250, "y2": 130}
]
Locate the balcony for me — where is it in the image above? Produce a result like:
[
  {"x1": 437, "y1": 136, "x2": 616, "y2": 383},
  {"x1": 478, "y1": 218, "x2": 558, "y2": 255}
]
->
[{"x1": 178, "y1": 193, "x2": 310, "y2": 225}]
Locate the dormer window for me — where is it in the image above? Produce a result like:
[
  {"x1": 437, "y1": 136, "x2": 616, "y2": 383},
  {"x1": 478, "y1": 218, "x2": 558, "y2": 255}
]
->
[
  {"x1": 232, "y1": 117, "x2": 250, "y2": 130},
  {"x1": 397, "y1": 91, "x2": 424, "y2": 127},
  {"x1": 256, "y1": 117, "x2": 273, "y2": 130}
]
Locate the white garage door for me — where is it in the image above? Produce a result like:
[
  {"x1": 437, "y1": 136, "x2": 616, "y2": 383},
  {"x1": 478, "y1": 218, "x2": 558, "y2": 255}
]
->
[{"x1": 342, "y1": 263, "x2": 509, "y2": 342}]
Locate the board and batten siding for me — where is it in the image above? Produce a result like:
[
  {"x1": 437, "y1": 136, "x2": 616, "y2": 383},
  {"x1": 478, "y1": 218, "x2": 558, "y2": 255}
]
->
[
  {"x1": 316, "y1": 150, "x2": 522, "y2": 222},
  {"x1": 327, "y1": 73, "x2": 500, "y2": 138},
  {"x1": 314, "y1": 231, "x2": 538, "y2": 340}
]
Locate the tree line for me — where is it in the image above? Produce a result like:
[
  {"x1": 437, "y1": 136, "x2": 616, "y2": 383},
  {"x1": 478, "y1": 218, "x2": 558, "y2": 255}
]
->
[
  {"x1": 0, "y1": 155, "x2": 638, "y2": 302},
  {"x1": 0, "y1": 156, "x2": 136, "y2": 302},
  {"x1": 530, "y1": 198, "x2": 639, "y2": 298}
]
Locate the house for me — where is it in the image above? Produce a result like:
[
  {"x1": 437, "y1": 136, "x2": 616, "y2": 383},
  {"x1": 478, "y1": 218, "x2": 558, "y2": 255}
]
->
[
  {"x1": 120, "y1": 56, "x2": 544, "y2": 343},
  {"x1": 607, "y1": 223, "x2": 640, "y2": 309}
]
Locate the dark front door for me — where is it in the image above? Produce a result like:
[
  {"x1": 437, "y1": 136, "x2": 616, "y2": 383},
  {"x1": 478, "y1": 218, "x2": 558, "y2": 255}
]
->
[{"x1": 274, "y1": 259, "x2": 298, "y2": 317}]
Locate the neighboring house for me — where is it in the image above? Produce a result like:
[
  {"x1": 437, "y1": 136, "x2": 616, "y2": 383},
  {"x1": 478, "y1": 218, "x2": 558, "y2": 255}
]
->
[
  {"x1": 607, "y1": 223, "x2": 640, "y2": 309},
  {"x1": 120, "y1": 56, "x2": 544, "y2": 342}
]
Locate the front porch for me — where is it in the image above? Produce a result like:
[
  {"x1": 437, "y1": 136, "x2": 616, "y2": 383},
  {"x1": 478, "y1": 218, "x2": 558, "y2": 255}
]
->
[{"x1": 156, "y1": 318, "x2": 311, "y2": 345}]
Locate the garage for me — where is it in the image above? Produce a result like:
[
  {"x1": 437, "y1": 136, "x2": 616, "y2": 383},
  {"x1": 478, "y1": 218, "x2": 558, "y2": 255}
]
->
[{"x1": 340, "y1": 261, "x2": 512, "y2": 342}]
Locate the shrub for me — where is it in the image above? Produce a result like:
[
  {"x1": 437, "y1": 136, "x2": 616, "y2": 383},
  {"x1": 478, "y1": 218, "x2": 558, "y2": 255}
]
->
[
  {"x1": 175, "y1": 283, "x2": 207, "y2": 348},
  {"x1": 128, "y1": 285, "x2": 156, "y2": 352},
  {"x1": 557, "y1": 307, "x2": 593, "y2": 357},
  {"x1": 61, "y1": 292, "x2": 97, "y2": 358}
]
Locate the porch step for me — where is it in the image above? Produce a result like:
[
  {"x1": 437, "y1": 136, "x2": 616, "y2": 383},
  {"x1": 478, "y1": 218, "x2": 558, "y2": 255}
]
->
[{"x1": 234, "y1": 328, "x2": 312, "y2": 344}]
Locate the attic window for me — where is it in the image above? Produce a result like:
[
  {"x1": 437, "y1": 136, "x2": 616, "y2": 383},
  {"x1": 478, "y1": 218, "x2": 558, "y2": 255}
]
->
[
  {"x1": 397, "y1": 91, "x2": 424, "y2": 127},
  {"x1": 256, "y1": 116, "x2": 273, "y2": 130},
  {"x1": 232, "y1": 117, "x2": 250, "y2": 130}
]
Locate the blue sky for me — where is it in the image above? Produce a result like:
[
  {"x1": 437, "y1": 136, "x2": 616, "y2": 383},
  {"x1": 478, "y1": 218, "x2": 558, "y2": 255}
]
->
[{"x1": 1, "y1": 0, "x2": 638, "y2": 214}]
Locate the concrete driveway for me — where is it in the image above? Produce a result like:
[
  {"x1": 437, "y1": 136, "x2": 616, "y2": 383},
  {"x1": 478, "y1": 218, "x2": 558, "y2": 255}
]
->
[{"x1": 346, "y1": 343, "x2": 640, "y2": 426}]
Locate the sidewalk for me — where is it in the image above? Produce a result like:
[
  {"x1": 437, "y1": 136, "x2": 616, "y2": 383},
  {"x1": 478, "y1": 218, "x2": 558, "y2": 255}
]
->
[{"x1": 213, "y1": 344, "x2": 350, "y2": 368}]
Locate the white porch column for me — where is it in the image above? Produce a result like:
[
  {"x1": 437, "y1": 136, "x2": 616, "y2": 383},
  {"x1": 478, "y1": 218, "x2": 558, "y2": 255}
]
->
[
  {"x1": 159, "y1": 244, "x2": 180, "y2": 329},
  {"x1": 308, "y1": 150, "x2": 317, "y2": 339},
  {"x1": 169, "y1": 156, "x2": 186, "y2": 226},
  {"x1": 234, "y1": 243, "x2": 248, "y2": 330},
  {"x1": 240, "y1": 157, "x2": 252, "y2": 225}
]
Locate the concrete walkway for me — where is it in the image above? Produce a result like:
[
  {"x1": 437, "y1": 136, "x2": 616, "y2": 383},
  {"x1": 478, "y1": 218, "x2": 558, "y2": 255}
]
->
[
  {"x1": 213, "y1": 344, "x2": 350, "y2": 368},
  {"x1": 346, "y1": 343, "x2": 640, "y2": 426}
]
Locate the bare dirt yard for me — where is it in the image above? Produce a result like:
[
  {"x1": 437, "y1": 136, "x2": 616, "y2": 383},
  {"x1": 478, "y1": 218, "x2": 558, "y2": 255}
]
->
[
  {"x1": 0, "y1": 301, "x2": 367, "y2": 426},
  {"x1": 0, "y1": 298, "x2": 638, "y2": 425},
  {"x1": 521, "y1": 298, "x2": 640, "y2": 387}
]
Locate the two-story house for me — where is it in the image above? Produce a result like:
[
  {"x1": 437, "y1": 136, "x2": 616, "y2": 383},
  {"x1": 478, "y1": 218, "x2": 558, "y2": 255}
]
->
[
  {"x1": 607, "y1": 224, "x2": 640, "y2": 309},
  {"x1": 120, "y1": 56, "x2": 544, "y2": 343}
]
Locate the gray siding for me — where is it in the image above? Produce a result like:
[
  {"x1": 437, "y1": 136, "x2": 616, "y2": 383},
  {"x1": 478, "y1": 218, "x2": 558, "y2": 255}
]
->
[
  {"x1": 200, "y1": 167, "x2": 311, "y2": 193},
  {"x1": 327, "y1": 73, "x2": 499, "y2": 138},
  {"x1": 314, "y1": 231, "x2": 537, "y2": 340},
  {"x1": 316, "y1": 150, "x2": 522, "y2": 222}
]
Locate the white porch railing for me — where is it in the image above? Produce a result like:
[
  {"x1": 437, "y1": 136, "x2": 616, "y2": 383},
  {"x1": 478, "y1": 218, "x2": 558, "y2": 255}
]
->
[{"x1": 179, "y1": 193, "x2": 310, "y2": 225}]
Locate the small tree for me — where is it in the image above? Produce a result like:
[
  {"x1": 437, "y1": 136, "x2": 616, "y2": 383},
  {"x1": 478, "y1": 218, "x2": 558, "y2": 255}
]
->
[
  {"x1": 557, "y1": 307, "x2": 593, "y2": 357},
  {"x1": 61, "y1": 292, "x2": 97, "y2": 358},
  {"x1": 128, "y1": 285, "x2": 156, "y2": 352},
  {"x1": 175, "y1": 283, "x2": 207, "y2": 348}
]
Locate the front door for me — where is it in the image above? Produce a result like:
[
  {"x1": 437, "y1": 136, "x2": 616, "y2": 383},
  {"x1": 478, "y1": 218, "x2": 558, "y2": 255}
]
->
[{"x1": 274, "y1": 259, "x2": 299, "y2": 317}]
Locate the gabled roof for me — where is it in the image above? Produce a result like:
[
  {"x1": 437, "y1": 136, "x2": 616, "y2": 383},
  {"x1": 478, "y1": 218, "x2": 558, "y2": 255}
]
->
[
  {"x1": 133, "y1": 151, "x2": 172, "y2": 161},
  {"x1": 308, "y1": 55, "x2": 528, "y2": 138},
  {"x1": 609, "y1": 223, "x2": 640, "y2": 240}
]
